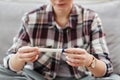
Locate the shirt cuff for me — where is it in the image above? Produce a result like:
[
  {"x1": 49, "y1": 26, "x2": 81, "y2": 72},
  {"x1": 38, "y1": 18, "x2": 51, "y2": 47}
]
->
[{"x1": 3, "y1": 54, "x2": 14, "y2": 69}]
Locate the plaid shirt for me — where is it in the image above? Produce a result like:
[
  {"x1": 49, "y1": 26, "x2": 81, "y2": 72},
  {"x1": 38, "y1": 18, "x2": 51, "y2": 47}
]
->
[{"x1": 4, "y1": 4, "x2": 113, "y2": 79}]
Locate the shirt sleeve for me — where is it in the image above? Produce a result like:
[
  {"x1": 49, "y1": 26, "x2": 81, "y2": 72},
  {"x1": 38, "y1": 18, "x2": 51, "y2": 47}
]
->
[
  {"x1": 3, "y1": 14, "x2": 31, "y2": 71},
  {"x1": 90, "y1": 13, "x2": 113, "y2": 77}
]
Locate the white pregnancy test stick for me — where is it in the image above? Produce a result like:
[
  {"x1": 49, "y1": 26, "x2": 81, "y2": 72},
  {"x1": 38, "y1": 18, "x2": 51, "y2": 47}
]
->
[{"x1": 39, "y1": 48, "x2": 64, "y2": 53}]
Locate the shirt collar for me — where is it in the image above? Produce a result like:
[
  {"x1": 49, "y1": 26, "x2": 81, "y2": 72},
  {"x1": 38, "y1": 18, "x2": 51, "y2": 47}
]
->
[{"x1": 45, "y1": 4, "x2": 82, "y2": 29}]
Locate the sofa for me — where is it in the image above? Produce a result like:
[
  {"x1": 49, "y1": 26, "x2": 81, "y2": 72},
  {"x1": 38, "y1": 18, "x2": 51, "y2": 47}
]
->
[{"x1": 0, "y1": 0, "x2": 120, "y2": 75}]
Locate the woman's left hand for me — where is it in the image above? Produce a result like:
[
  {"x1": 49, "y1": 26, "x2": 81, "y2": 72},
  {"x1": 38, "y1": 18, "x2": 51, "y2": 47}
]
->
[{"x1": 64, "y1": 48, "x2": 93, "y2": 67}]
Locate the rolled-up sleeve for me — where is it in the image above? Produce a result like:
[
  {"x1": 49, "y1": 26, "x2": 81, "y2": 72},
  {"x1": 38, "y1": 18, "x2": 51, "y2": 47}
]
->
[{"x1": 90, "y1": 13, "x2": 113, "y2": 77}]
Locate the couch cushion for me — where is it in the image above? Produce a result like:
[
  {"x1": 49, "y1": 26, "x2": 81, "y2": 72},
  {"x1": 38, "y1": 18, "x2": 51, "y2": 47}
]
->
[{"x1": 81, "y1": 1, "x2": 120, "y2": 74}]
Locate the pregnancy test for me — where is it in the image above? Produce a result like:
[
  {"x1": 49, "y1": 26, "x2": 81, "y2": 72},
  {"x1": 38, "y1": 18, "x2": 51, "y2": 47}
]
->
[{"x1": 39, "y1": 48, "x2": 64, "y2": 53}]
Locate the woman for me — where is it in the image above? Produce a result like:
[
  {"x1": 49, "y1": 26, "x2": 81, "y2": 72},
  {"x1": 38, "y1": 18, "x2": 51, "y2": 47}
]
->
[{"x1": 1, "y1": 0, "x2": 119, "y2": 80}]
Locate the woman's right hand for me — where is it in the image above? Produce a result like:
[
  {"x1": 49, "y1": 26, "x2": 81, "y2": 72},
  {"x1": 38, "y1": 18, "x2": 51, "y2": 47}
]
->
[
  {"x1": 15, "y1": 46, "x2": 40, "y2": 63},
  {"x1": 9, "y1": 46, "x2": 40, "y2": 71}
]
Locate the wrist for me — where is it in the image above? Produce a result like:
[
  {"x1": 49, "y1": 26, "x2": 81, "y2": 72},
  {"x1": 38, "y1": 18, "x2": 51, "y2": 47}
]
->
[
  {"x1": 14, "y1": 54, "x2": 26, "y2": 64},
  {"x1": 87, "y1": 55, "x2": 96, "y2": 69},
  {"x1": 9, "y1": 54, "x2": 25, "y2": 71},
  {"x1": 85, "y1": 54, "x2": 93, "y2": 67}
]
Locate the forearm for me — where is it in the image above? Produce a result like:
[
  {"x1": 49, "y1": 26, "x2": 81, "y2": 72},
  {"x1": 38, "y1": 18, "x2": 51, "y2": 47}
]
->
[
  {"x1": 87, "y1": 57, "x2": 106, "y2": 77},
  {"x1": 9, "y1": 54, "x2": 25, "y2": 72}
]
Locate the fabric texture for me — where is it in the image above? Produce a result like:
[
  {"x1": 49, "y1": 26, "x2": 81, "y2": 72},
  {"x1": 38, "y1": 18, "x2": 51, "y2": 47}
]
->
[
  {"x1": 3, "y1": 4, "x2": 112, "y2": 79},
  {"x1": 0, "y1": 65, "x2": 119, "y2": 80},
  {"x1": 0, "y1": 65, "x2": 45, "y2": 80},
  {"x1": 81, "y1": 0, "x2": 120, "y2": 75}
]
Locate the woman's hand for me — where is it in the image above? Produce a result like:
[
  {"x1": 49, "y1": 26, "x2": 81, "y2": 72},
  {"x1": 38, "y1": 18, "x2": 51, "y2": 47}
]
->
[
  {"x1": 15, "y1": 46, "x2": 40, "y2": 63},
  {"x1": 64, "y1": 48, "x2": 93, "y2": 67},
  {"x1": 9, "y1": 46, "x2": 40, "y2": 71}
]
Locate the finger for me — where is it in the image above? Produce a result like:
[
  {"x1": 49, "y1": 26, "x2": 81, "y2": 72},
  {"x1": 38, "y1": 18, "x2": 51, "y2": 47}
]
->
[
  {"x1": 64, "y1": 48, "x2": 86, "y2": 54},
  {"x1": 30, "y1": 55, "x2": 39, "y2": 62},
  {"x1": 19, "y1": 51, "x2": 38, "y2": 59},
  {"x1": 18, "y1": 46, "x2": 39, "y2": 53},
  {"x1": 64, "y1": 52, "x2": 84, "y2": 60},
  {"x1": 66, "y1": 61, "x2": 83, "y2": 67},
  {"x1": 22, "y1": 55, "x2": 38, "y2": 62},
  {"x1": 66, "y1": 56, "x2": 83, "y2": 63}
]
